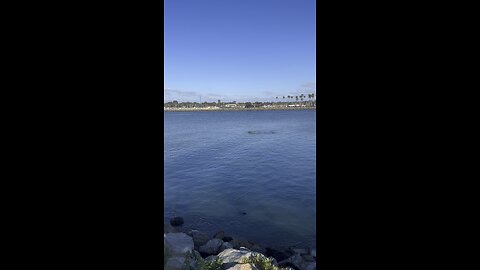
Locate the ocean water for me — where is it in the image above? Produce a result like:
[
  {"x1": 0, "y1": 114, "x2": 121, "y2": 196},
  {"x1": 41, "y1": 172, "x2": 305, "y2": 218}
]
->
[{"x1": 164, "y1": 110, "x2": 316, "y2": 249}]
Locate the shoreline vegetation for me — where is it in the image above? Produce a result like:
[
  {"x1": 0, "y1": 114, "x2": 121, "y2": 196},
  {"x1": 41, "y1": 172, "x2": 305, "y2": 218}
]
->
[
  {"x1": 164, "y1": 217, "x2": 316, "y2": 270},
  {"x1": 164, "y1": 95, "x2": 316, "y2": 112},
  {"x1": 164, "y1": 106, "x2": 316, "y2": 112}
]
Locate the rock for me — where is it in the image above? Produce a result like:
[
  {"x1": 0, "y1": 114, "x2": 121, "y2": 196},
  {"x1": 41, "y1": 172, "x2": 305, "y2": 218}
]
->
[
  {"x1": 217, "y1": 249, "x2": 270, "y2": 269},
  {"x1": 265, "y1": 247, "x2": 290, "y2": 262},
  {"x1": 225, "y1": 263, "x2": 258, "y2": 270},
  {"x1": 189, "y1": 230, "x2": 210, "y2": 248},
  {"x1": 217, "y1": 248, "x2": 255, "y2": 265},
  {"x1": 164, "y1": 233, "x2": 194, "y2": 256},
  {"x1": 199, "y1": 239, "x2": 224, "y2": 255},
  {"x1": 213, "y1": 231, "x2": 225, "y2": 239},
  {"x1": 165, "y1": 256, "x2": 186, "y2": 270},
  {"x1": 170, "y1": 217, "x2": 184, "y2": 227},
  {"x1": 288, "y1": 254, "x2": 316, "y2": 270},
  {"x1": 219, "y1": 241, "x2": 233, "y2": 253},
  {"x1": 222, "y1": 236, "x2": 234, "y2": 242},
  {"x1": 309, "y1": 248, "x2": 316, "y2": 258}
]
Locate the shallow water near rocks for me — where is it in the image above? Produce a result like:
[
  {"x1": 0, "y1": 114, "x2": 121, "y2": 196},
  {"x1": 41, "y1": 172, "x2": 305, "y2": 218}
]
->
[{"x1": 164, "y1": 110, "x2": 316, "y2": 249}]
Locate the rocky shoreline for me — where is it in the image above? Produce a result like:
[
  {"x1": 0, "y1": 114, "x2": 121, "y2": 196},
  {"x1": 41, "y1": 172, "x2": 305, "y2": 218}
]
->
[{"x1": 164, "y1": 217, "x2": 316, "y2": 270}]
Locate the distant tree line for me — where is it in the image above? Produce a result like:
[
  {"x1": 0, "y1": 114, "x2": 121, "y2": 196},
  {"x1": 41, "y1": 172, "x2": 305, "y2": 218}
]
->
[{"x1": 164, "y1": 92, "x2": 316, "y2": 108}]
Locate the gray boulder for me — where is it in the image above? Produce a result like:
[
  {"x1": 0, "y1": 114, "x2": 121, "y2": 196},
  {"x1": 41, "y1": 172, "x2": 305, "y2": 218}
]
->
[
  {"x1": 164, "y1": 233, "x2": 194, "y2": 256},
  {"x1": 219, "y1": 241, "x2": 234, "y2": 253},
  {"x1": 288, "y1": 254, "x2": 316, "y2": 270},
  {"x1": 218, "y1": 249, "x2": 276, "y2": 270},
  {"x1": 217, "y1": 248, "x2": 255, "y2": 265},
  {"x1": 189, "y1": 230, "x2": 210, "y2": 248},
  {"x1": 199, "y1": 238, "x2": 224, "y2": 255}
]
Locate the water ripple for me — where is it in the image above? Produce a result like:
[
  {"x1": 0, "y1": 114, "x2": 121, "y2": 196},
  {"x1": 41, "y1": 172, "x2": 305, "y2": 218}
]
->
[{"x1": 165, "y1": 110, "x2": 316, "y2": 248}]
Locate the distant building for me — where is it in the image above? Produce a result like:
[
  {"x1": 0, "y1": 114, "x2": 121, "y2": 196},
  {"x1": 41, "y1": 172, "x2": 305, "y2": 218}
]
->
[{"x1": 225, "y1": 103, "x2": 237, "y2": 108}]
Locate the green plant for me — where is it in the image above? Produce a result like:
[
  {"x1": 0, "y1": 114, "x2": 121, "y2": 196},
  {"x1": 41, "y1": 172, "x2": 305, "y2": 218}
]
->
[
  {"x1": 182, "y1": 251, "x2": 223, "y2": 270},
  {"x1": 197, "y1": 257, "x2": 223, "y2": 270},
  {"x1": 241, "y1": 254, "x2": 289, "y2": 270}
]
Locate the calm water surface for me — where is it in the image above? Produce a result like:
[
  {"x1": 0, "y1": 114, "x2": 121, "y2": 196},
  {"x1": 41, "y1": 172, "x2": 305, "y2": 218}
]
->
[{"x1": 164, "y1": 110, "x2": 316, "y2": 249}]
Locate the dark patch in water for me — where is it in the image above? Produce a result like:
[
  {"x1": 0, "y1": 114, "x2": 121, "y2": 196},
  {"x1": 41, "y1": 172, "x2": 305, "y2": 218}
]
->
[
  {"x1": 247, "y1": 130, "x2": 276, "y2": 134},
  {"x1": 266, "y1": 247, "x2": 290, "y2": 261},
  {"x1": 223, "y1": 236, "x2": 233, "y2": 242}
]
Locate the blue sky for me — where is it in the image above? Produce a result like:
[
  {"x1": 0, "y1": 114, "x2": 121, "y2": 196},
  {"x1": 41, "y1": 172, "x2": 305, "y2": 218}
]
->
[{"x1": 164, "y1": 0, "x2": 316, "y2": 102}]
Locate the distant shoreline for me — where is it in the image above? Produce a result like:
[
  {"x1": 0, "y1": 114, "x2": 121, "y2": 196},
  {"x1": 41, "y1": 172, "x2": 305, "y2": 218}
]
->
[{"x1": 164, "y1": 107, "x2": 316, "y2": 112}]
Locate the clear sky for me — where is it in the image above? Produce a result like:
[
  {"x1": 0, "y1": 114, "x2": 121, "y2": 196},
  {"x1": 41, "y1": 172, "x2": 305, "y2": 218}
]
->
[{"x1": 164, "y1": 0, "x2": 316, "y2": 102}]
